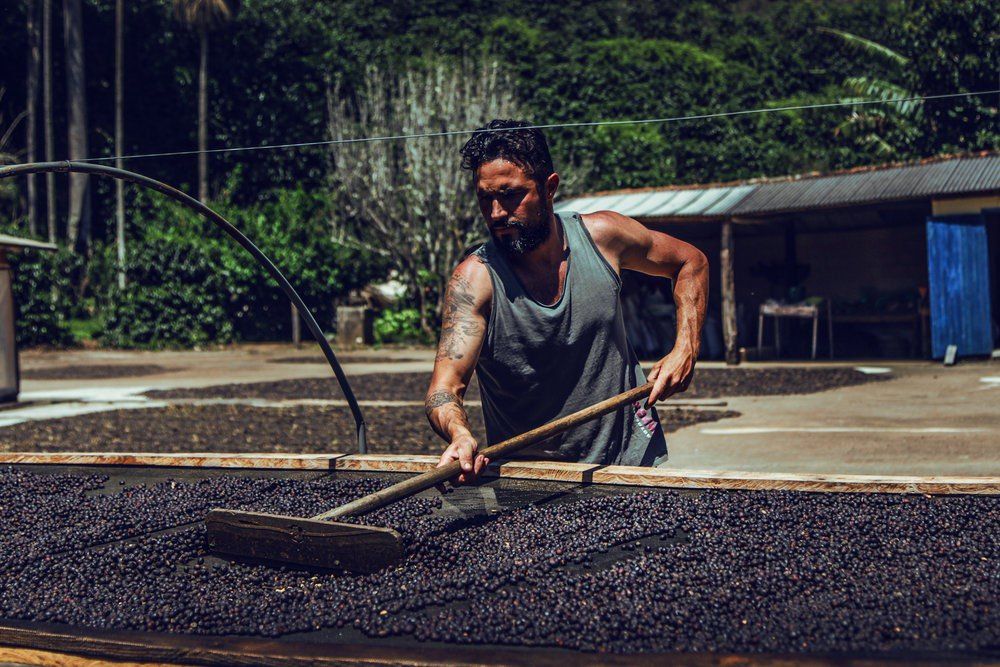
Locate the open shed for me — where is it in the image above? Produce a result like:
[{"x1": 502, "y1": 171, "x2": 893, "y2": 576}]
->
[
  {"x1": 0, "y1": 233, "x2": 59, "y2": 402},
  {"x1": 556, "y1": 151, "x2": 1000, "y2": 362}
]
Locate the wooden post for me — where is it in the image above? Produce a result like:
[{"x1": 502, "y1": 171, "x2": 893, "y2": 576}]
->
[
  {"x1": 721, "y1": 218, "x2": 739, "y2": 365},
  {"x1": 291, "y1": 303, "x2": 301, "y2": 347}
]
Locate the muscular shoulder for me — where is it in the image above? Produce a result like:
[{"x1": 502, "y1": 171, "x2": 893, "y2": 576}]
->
[
  {"x1": 580, "y1": 210, "x2": 648, "y2": 273},
  {"x1": 449, "y1": 252, "x2": 493, "y2": 315}
]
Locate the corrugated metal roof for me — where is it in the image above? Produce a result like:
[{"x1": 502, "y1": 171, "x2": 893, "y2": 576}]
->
[
  {"x1": 0, "y1": 234, "x2": 58, "y2": 251},
  {"x1": 555, "y1": 185, "x2": 756, "y2": 218},
  {"x1": 730, "y1": 154, "x2": 1000, "y2": 216},
  {"x1": 555, "y1": 152, "x2": 1000, "y2": 220}
]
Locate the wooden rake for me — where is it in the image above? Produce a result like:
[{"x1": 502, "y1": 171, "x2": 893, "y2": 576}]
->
[{"x1": 205, "y1": 382, "x2": 653, "y2": 573}]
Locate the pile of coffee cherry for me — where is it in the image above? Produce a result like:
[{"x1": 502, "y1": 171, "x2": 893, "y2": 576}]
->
[{"x1": 0, "y1": 467, "x2": 995, "y2": 654}]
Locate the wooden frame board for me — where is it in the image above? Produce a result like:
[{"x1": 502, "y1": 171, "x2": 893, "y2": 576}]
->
[
  {"x1": 0, "y1": 451, "x2": 996, "y2": 495},
  {"x1": 0, "y1": 452, "x2": 345, "y2": 470},
  {"x1": 0, "y1": 622, "x2": 984, "y2": 667}
]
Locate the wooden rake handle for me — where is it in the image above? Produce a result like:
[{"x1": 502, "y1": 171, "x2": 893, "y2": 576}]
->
[{"x1": 318, "y1": 381, "x2": 654, "y2": 521}]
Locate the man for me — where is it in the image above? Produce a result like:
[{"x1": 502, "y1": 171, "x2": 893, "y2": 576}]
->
[{"x1": 425, "y1": 119, "x2": 708, "y2": 484}]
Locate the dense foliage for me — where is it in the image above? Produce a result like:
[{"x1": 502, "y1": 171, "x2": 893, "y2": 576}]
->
[
  {"x1": 4, "y1": 244, "x2": 82, "y2": 347},
  {"x1": 1, "y1": 186, "x2": 384, "y2": 349},
  {"x1": 101, "y1": 186, "x2": 387, "y2": 348},
  {"x1": 373, "y1": 307, "x2": 431, "y2": 345},
  {"x1": 2, "y1": 0, "x2": 995, "y2": 207},
  {"x1": 0, "y1": 0, "x2": 996, "y2": 346}
]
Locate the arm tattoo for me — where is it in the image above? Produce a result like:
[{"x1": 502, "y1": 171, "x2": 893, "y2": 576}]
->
[
  {"x1": 425, "y1": 389, "x2": 460, "y2": 415},
  {"x1": 436, "y1": 272, "x2": 484, "y2": 361},
  {"x1": 425, "y1": 389, "x2": 473, "y2": 439}
]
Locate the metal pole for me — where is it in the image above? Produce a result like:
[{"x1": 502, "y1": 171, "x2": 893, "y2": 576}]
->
[
  {"x1": 42, "y1": 0, "x2": 56, "y2": 243},
  {"x1": 115, "y1": 0, "x2": 125, "y2": 289},
  {"x1": 25, "y1": 0, "x2": 41, "y2": 236}
]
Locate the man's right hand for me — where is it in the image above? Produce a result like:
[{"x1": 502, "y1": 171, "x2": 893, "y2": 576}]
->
[{"x1": 437, "y1": 433, "x2": 489, "y2": 485}]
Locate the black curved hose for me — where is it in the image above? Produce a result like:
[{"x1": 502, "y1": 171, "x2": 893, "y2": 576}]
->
[{"x1": 0, "y1": 161, "x2": 368, "y2": 453}]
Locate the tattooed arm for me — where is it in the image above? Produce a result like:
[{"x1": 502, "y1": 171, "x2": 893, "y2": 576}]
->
[{"x1": 425, "y1": 255, "x2": 493, "y2": 484}]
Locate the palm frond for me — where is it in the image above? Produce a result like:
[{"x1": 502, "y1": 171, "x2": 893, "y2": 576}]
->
[
  {"x1": 0, "y1": 111, "x2": 26, "y2": 156},
  {"x1": 817, "y1": 27, "x2": 909, "y2": 67},
  {"x1": 173, "y1": 0, "x2": 235, "y2": 29},
  {"x1": 864, "y1": 134, "x2": 897, "y2": 156},
  {"x1": 835, "y1": 111, "x2": 885, "y2": 136},
  {"x1": 841, "y1": 76, "x2": 922, "y2": 118},
  {"x1": 834, "y1": 116, "x2": 898, "y2": 156},
  {"x1": 0, "y1": 88, "x2": 25, "y2": 165},
  {"x1": 842, "y1": 77, "x2": 910, "y2": 100}
]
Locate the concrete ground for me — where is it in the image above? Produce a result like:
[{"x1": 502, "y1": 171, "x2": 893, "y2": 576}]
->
[
  {"x1": 667, "y1": 361, "x2": 999, "y2": 476},
  {"x1": 14, "y1": 345, "x2": 1000, "y2": 477},
  {"x1": 18, "y1": 344, "x2": 433, "y2": 392}
]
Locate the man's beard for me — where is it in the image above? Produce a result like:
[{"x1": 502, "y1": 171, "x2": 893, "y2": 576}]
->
[{"x1": 492, "y1": 203, "x2": 552, "y2": 257}]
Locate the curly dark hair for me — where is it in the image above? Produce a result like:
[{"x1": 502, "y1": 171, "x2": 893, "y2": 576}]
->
[{"x1": 459, "y1": 119, "x2": 554, "y2": 185}]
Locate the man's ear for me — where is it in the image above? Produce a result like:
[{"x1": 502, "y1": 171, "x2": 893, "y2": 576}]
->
[{"x1": 544, "y1": 172, "x2": 560, "y2": 201}]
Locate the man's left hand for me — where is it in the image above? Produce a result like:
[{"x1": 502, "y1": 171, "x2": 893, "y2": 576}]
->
[{"x1": 646, "y1": 346, "x2": 697, "y2": 406}]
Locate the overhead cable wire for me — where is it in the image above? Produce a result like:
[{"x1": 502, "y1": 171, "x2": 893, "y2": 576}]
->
[{"x1": 80, "y1": 89, "x2": 1000, "y2": 163}]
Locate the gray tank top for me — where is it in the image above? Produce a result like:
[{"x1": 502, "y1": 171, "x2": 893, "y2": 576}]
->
[{"x1": 474, "y1": 211, "x2": 667, "y2": 466}]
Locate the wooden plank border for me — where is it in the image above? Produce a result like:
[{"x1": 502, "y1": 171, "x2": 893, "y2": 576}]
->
[
  {"x1": 0, "y1": 622, "x2": 619, "y2": 667},
  {"x1": 0, "y1": 452, "x2": 344, "y2": 470},
  {"x1": 336, "y1": 454, "x2": 1000, "y2": 495},
  {"x1": 0, "y1": 622, "x2": 979, "y2": 667},
  {"x1": 0, "y1": 451, "x2": 997, "y2": 495}
]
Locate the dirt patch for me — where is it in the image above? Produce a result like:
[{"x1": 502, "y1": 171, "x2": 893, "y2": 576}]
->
[
  {"x1": 146, "y1": 367, "x2": 887, "y2": 402},
  {"x1": 21, "y1": 364, "x2": 174, "y2": 381},
  {"x1": 147, "y1": 373, "x2": 437, "y2": 401},
  {"x1": 0, "y1": 404, "x2": 737, "y2": 455},
  {"x1": 269, "y1": 355, "x2": 422, "y2": 365},
  {"x1": 679, "y1": 366, "x2": 889, "y2": 398}
]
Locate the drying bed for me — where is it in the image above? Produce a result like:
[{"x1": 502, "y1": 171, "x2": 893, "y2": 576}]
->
[
  {"x1": 0, "y1": 462, "x2": 996, "y2": 666},
  {"x1": 0, "y1": 404, "x2": 737, "y2": 455},
  {"x1": 143, "y1": 367, "x2": 888, "y2": 401}
]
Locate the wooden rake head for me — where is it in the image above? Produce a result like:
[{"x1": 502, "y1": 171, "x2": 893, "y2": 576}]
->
[{"x1": 205, "y1": 509, "x2": 404, "y2": 574}]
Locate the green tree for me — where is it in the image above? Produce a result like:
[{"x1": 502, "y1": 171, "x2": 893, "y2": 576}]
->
[
  {"x1": 101, "y1": 186, "x2": 387, "y2": 348},
  {"x1": 818, "y1": 27, "x2": 922, "y2": 156},
  {"x1": 326, "y1": 58, "x2": 519, "y2": 334},
  {"x1": 538, "y1": 38, "x2": 759, "y2": 188},
  {"x1": 63, "y1": 0, "x2": 91, "y2": 250},
  {"x1": 173, "y1": 0, "x2": 236, "y2": 202},
  {"x1": 8, "y1": 246, "x2": 81, "y2": 347},
  {"x1": 900, "y1": 0, "x2": 999, "y2": 152},
  {"x1": 0, "y1": 89, "x2": 25, "y2": 222}
]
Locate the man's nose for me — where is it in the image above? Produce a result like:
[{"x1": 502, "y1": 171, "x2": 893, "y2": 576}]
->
[{"x1": 490, "y1": 199, "x2": 507, "y2": 222}]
